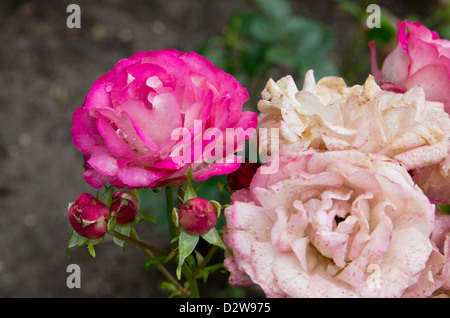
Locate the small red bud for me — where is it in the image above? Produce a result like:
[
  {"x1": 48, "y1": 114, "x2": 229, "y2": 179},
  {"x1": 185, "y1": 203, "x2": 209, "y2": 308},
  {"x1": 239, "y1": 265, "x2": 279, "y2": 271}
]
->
[
  {"x1": 68, "y1": 193, "x2": 110, "y2": 239},
  {"x1": 109, "y1": 191, "x2": 139, "y2": 225},
  {"x1": 178, "y1": 198, "x2": 217, "y2": 235}
]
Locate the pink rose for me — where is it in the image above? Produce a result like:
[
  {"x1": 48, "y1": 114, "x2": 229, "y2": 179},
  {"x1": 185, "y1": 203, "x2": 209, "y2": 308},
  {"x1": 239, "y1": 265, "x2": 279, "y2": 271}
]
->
[
  {"x1": 71, "y1": 50, "x2": 257, "y2": 189},
  {"x1": 370, "y1": 20, "x2": 450, "y2": 115},
  {"x1": 224, "y1": 149, "x2": 437, "y2": 297}
]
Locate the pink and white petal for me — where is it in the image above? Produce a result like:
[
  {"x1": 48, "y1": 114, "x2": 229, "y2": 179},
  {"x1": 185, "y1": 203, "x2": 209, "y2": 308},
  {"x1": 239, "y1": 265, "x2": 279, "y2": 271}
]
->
[
  {"x1": 230, "y1": 231, "x2": 283, "y2": 297},
  {"x1": 407, "y1": 37, "x2": 441, "y2": 75},
  {"x1": 115, "y1": 166, "x2": 167, "y2": 188},
  {"x1": 116, "y1": 95, "x2": 182, "y2": 148},
  {"x1": 223, "y1": 256, "x2": 254, "y2": 286},
  {"x1": 230, "y1": 188, "x2": 253, "y2": 204},
  {"x1": 71, "y1": 108, "x2": 105, "y2": 155},
  {"x1": 402, "y1": 242, "x2": 450, "y2": 297},
  {"x1": 82, "y1": 168, "x2": 108, "y2": 189},
  {"x1": 225, "y1": 202, "x2": 272, "y2": 241},
  {"x1": 192, "y1": 160, "x2": 241, "y2": 182},
  {"x1": 375, "y1": 228, "x2": 433, "y2": 297},
  {"x1": 87, "y1": 146, "x2": 119, "y2": 176},
  {"x1": 405, "y1": 64, "x2": 450, "y2": 114},
  {"x1": 273, "y1": 253, "x2": 359, "y2": 298},
  {"x1": 97, "y1": 114, "x2": 136, "y2": 158},
  {"x1": 83, "y1": 82, "x2": 114, "y2": 114},
  {"x1": 380, "y1": 42, "x2": 410, "y2": 86}
]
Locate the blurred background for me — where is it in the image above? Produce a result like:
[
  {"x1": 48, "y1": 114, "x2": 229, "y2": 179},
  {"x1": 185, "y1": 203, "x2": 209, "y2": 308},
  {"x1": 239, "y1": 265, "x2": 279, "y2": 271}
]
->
[{"x1": 0, "y1": 0, "x2": 448, "y2": 297}]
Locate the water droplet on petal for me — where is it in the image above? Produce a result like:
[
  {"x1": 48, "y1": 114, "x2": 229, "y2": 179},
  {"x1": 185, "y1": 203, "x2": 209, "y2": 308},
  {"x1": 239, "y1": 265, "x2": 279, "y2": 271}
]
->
[
  {"x1": 105, "y1": 84, "x2": 113, "y2": 92},
  {"x1": 116, "y1": 129, "x2": 128, "y2": 139}
]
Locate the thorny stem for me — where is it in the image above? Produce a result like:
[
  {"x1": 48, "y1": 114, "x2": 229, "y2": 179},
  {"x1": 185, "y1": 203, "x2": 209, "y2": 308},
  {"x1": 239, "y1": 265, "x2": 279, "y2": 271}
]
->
[
  {"x1": 182, "y1": 262, "x2": 200, "y2": 298},
  {"x1": 132, "y1": 228, "x2": 191, "y2": 297},
  {"x1": 177, "y1": 186, "x2": 184, "y2": 208},
  {"x1": 107, "y1": 229, "x2": 167, "y2": 255},
  {"x1": 107, "y1": 228, "x2": 190, "y2": 297},
  {"x1": 165, "y1": 186, "x2": 178, "y2": 247},
  {"x1": 177, "y1": 185, "x2": 200, "y2": 298}
]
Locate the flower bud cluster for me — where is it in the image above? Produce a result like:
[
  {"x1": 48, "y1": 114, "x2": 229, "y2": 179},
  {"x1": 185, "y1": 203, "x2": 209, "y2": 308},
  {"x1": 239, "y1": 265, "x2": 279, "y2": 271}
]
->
[{"x1": 68, "y1": 191, "x2": 139, "y2": 239}]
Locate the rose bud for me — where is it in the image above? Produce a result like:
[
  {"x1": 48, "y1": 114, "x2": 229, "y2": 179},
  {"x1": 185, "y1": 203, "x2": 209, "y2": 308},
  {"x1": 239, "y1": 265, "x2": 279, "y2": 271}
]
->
[
  {"x1": 227, "y1": 161, "x2": 261, "y2": 190},
  {"x1": 178, "y1": 198, "x2": 217, "y2": 235},
  {"x1": 109, "y1": 191, "x2": 139, "y2": 225},
  {"x1": 68, "y1": 193, "x2": 110, "y2": 239}
]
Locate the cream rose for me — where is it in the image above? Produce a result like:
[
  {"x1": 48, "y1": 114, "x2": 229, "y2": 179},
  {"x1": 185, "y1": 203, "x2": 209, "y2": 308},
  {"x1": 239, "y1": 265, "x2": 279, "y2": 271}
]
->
[
  {"x1": 257, "y1": 71, "x2": 450, "y2": 172},
  {"x1": 223, "y1": 150, "x2": 436, "y2": 297}
]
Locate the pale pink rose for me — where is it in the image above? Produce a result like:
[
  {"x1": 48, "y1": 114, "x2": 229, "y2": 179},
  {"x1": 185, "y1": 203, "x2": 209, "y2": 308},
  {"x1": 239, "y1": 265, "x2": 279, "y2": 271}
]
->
[
  {"x1": 404, "y1": 209, "x2": 450, "y2": 297},
  {"x1": 223, "y1": 149, "x2": 437, "y2": 297},
  {"x1": 71, "y1": 49, "x2": 257, "y2": 189},
  {"x1": 369, "y1": 20, "x2": 450, "y2": 115},
  {"x1": 412, "y1": 155, "x2": 450, "y2": 204},
  {"x1": 257, "y1": 71, "x2": 450, "y2": 172}
]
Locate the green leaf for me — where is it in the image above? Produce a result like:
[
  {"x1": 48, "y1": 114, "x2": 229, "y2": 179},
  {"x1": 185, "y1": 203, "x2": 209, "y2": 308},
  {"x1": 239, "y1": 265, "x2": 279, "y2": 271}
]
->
[
  {"x1": 205, "y1": 263, "x2": 226, "y2": 275},
  {"x1": 197, "y1": 268, "x2": 209, "y2": 283},
  {"x1": 160, "y1": 282, "x2": 179, "y2": 298},
  {"x1": 217, "y1": 179, "x2": 227, "y2": 192},
  {"x1": 195, "y1": 249, "x2": 204, "y2": 263},
  {"x1": 176, "y1": 231, "x2": 199, "y2": 279},
  {"x1": 253, "y1": 0, "x2": 291, "y2": 21},
  {"x1": 336, "y1": 0, "x2": 364, "y2": 19},
  {"x1": 112, "y1": 224, "x2": 131, "y2": 248},
  {"x1": 144, "y1": 255, "x2": 170, "y2": 270},
  {"x1": 140, "y1": 212, "x2": 157, "y2": 224},
  {"x1": 201, "y1": 228, "x2": 230, "y2": 254},
  {"x1": 265, "y1": 45, "x2": 298, "y2": 67},
  {"x1": 437, "y1": 203, "x2": 450, "y2": 215},
  {"x1": 248, "y1": 16, "x2": 280, "y2": 43},
  {"x1": 185, "y1": 254, "x2": 196, "y2": 269}
]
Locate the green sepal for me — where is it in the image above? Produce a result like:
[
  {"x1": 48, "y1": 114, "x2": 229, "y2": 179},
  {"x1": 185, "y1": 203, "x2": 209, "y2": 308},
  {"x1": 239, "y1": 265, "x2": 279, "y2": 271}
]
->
[
  {"x1": 176, "y1": 231, "x2": 199, "y2": 280},
  {"x1": 66, "y1": 231, "x2": 88, "y2": 260},
  {"x1": 67, "y1": 231, "x2": 88, "y2": 249},
  {"x1": 209, "y1": 200, "x2": 222, "y2": 218},
  {"x1": 107, "y1": 215, "x2": 116, "y2": 231},
  {"x1": 201, "y1": 228, "x2": 231, "y2": 255},
  {"x1": 172, "y1": 207, "x2": 179, "y2": 227},
  {"x1": 183, "y1": 167, "x2": 198, "y2": 202}
]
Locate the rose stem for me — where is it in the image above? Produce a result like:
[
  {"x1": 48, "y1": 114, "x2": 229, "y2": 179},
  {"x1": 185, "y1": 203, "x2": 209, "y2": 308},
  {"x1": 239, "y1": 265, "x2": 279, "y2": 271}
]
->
[
  {"x1": 130, "y1": 228, "x2": 190, "y2": 297},
  {"x1": 165, "y1": 186, "x2": 178, "y2": 248}
]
